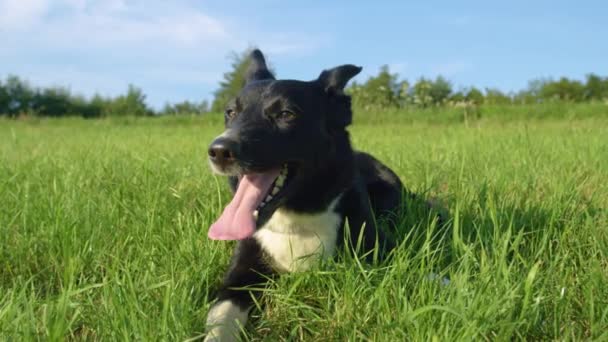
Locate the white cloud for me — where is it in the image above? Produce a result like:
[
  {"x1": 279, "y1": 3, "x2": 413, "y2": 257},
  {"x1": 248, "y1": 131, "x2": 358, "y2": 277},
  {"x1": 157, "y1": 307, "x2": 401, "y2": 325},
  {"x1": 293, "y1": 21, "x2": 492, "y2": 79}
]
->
[
  {"x1": 1, "y1": 0, "x2": 321, "y2": 51},
  {"x1": 0, "y1": 0, "x2": 49, "y2": 30},
  {"x1": 31, "y1": 2, "x2": 232, "y2": 49},
  {"x1": 0, "y1": 0, "x2": 328, "y2": 106}
]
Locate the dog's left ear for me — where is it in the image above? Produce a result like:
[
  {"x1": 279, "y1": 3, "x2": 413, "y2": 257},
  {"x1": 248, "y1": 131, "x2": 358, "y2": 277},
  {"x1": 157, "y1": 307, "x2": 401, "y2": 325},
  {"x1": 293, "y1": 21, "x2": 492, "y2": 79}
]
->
[
  {"x1": 317, "y1": 64, "x2": 362, "y2": 95},
  {"x1": 317, "y1": 65, "x2": 362, "y2": 129},
  {"x1": 245, "y1": 49, "x2": 275, "y2": 83}
]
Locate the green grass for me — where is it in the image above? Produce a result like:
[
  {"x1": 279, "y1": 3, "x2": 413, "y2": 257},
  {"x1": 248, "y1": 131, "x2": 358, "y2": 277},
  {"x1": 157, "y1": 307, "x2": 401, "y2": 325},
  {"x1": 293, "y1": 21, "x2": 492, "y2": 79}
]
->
[
  {"x1": 352, "y1": 101, "x2": 608, "y2": 125},
  {"x1": 1, "y1": 111, "x2": 607, "y2": 340}
]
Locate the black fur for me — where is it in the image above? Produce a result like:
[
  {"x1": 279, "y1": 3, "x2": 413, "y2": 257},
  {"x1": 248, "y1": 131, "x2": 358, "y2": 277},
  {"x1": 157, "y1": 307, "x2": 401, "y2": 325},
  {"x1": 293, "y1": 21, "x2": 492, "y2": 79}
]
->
[{"x1": 205, "y1": 50, "x2": 436, "y2": 338}]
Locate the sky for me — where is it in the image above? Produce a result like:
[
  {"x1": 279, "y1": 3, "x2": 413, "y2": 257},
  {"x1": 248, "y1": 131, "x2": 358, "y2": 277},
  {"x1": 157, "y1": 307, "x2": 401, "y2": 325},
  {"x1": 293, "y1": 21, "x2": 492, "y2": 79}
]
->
[{"x1": 1, "y1": 0, "x2": 607, "y2": 108}]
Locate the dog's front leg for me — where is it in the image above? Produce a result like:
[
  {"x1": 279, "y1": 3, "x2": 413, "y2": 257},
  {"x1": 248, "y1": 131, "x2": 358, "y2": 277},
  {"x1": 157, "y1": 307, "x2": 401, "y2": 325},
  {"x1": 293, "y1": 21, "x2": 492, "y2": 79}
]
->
[
  {"x1": 341, "y1": 183, "x2": 396, "y2": 261},
  {"x1": 205, "y1": 238, "x2": 274, "y2": 342}
]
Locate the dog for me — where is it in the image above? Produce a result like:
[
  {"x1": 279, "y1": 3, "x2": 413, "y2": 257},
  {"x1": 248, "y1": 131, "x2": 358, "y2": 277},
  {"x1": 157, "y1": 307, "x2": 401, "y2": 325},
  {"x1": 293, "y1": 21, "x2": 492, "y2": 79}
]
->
[{"x1": 204, "y1": 49, "x2": 437, "y2": 341}]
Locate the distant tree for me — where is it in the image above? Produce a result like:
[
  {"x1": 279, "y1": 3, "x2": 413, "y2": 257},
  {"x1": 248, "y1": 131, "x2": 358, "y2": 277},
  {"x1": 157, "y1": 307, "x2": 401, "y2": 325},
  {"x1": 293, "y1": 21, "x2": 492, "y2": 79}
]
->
[
  {"x1": 512, "y1": 79, "x2": 545, "y2": 104},
  {"x1": 212, "y1": 48, "x2": 272, "y2": 113},
  {"x1": 513, "y1": 90, "x2": 537, "y2": 104},
  {"x1": 89, "y1": 94, "x2": 110, "y2": 117},
  {"x1": 124, "y1": 85, "x2": 151, "y2": 116},
  {"x1": 397, "y1": 80, "x2": 411, "y2": 106},
  {"x1": 106, "y1": 84, "x2": 152, "y2": 116},
  {"x1": 409, "y1": 76, "x2": 453, "y2": 107},
  {"x1": 172, "y1": 101, "x2": 198, "y2": 115},
  {"x1": 350, "y1": 65, "x2": 401, "y2": 109},
  {"x1": 449, "y1": 91, "x2": 466, "y2": 103},
  {"x1": 526, "y1": 79, "x2": 544, "y2": 99},
  {"x1": 412, "y1": 78, "x2": 433, "y2": 107},
  {"x1": 428, "y1": 76, "x2": 452, "y2": 105},
  {"x1": 484, "y1": 88, "x2": 512, "y2": 105},
  {"x1": 0, "y1": 76, "x2": 157, "y2": 118},
  {"x1": 32, "y1": 86, "x2": 74, "y2": 117},
  {"x1": 0, "y1": 80, "x2": 8, "y2": 115},
  {"x1": 4, "y1": 67, "x2": 608, "y2": 119},
  {"x1": 3, "y1": 76, "x2": 34, "y2": 117},
  {"x1": 162, "y1": 100, "x2": 210, "y2": 115},
  {"x1": 72, "y1": 94, "x2": 103, "y2": 118},
  {"x1": 584, "y1": 73, "x2": 608, "y2": 101},
  {"x1": 539, "y1": 77, "x2": 585, "y2": 102},
  {"x1": 465, "y1": 87, "x2": 484, "y2": 105},
  {"x1": 161, "y1": 103, "x2": 172, "y2": 115},
  {"x1": 199, "y1": 100, "x2": 210, "y2": 113}
]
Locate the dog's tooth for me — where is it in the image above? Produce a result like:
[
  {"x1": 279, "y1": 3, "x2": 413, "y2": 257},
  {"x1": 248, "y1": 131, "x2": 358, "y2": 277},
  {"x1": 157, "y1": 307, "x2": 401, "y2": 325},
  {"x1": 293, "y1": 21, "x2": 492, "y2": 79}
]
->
[
  {"x1": 276, "y1": 175, "x2": 285, "y2": 186},
  {"x1": 271, "y1": 186, "x2": 280, "y2": 195},
  {"x1": 253, "y1": 210, "x2": 259, "y2": 219},
  {"x1": 265, "y1": 194, "x2": 273, "y2": 202}
]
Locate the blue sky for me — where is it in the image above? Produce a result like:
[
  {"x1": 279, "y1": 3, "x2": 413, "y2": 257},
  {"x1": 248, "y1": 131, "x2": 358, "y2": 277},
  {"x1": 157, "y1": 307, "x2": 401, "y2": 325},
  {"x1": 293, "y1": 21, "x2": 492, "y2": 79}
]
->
[{"x1": 1, "y1": 0, "x2": 607, "y2": 108}]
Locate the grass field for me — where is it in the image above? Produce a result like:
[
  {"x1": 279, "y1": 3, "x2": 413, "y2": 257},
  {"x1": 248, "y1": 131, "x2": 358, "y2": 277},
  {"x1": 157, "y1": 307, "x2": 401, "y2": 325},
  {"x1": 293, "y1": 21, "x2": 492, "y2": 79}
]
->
[{"x1": 1, "y1": 111, "x2": 607, "y2": 340}]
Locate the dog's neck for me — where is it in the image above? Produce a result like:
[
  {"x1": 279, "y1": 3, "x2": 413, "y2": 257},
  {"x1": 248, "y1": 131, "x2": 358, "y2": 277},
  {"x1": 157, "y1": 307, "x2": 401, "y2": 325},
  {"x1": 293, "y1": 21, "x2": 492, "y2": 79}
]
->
[{"x1": 283, "y1": 130, "x2": 355, "y2": 213}]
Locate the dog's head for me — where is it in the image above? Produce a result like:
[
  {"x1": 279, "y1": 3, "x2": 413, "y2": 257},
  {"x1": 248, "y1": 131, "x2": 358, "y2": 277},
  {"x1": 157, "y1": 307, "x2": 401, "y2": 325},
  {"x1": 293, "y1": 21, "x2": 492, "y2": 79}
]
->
[{"x1": 207, "y1": 49, "x2": 361, "y2": 240}]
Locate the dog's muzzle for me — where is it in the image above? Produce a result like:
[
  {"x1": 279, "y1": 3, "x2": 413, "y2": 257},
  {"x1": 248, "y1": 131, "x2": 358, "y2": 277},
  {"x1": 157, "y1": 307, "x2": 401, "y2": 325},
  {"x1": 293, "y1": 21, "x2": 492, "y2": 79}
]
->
[{"x1": 208, "y1": 136, "x2": 240, "y2": 171}]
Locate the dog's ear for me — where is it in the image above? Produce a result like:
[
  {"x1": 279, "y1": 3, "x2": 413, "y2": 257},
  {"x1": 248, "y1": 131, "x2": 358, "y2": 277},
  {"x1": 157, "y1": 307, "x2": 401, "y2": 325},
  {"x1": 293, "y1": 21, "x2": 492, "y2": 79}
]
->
[
  {"x1": 317, "y1": 64, "x2": 362, "y2": 95},
  {"x1": 245, "y1": 49, "x2": 275, "y2": 83},
  {"x1": 317, "y1": 65, "x2": 362, "y2": 129}
]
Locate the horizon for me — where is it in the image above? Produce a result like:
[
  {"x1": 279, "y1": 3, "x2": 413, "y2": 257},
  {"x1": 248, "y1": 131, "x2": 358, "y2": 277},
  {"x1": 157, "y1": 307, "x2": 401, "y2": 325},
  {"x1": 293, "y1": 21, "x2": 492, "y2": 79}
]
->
[{"x1": 1, "y1": 0, "x2": 607, "y2": 108}]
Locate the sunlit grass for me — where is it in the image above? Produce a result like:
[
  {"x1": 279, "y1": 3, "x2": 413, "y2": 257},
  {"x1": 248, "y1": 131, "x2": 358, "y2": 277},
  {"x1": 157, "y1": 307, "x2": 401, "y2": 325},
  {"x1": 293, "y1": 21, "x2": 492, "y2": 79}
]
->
[{"x1": 1, "y1": 112, "x2": 606, "y2": 340}]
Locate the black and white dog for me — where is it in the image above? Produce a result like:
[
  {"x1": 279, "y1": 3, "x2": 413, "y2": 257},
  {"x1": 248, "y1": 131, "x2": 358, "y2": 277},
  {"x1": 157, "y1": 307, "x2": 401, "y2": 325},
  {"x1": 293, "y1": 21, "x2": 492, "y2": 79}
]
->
[{"x1": 204, "y1": 50, "x2": 433, "y2": 341}]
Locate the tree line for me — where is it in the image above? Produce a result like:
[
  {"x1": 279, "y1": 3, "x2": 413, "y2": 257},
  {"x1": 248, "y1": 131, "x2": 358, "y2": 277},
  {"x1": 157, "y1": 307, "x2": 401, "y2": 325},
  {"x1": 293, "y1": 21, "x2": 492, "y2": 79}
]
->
[
  {"x1": 348, "y1": 67, "x2": 608, "y2": 110},
  {"x1": 0, "y1": 76, "x2": 209, "y2": 118},
  {"x1": 2, "y1": 50, "x2": 607, "y2": 118},
  {"x1": 210, "y1": 50, "x2": 608, "y2": 112}
]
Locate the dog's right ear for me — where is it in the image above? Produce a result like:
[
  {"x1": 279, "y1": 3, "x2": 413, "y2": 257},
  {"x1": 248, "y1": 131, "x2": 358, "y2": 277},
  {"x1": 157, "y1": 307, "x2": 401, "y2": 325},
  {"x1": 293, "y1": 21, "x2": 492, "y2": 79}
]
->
[{"x1": 245, "y1": 49, "x2": 275, "y2": 83}]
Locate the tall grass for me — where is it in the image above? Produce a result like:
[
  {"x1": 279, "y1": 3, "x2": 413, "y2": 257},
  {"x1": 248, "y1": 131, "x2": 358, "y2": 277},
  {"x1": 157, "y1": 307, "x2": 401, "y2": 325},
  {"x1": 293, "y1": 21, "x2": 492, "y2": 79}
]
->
[{"x1": 0, "y1": 109, "x2": 606, "y2": 340}]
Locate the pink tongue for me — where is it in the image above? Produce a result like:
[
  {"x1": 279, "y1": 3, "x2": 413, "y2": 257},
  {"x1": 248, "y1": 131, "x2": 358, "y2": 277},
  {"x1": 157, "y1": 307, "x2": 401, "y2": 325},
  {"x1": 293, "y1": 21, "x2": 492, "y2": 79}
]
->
[{"x1": 208, "y1": 170, "x2": 280, "y2": 240}]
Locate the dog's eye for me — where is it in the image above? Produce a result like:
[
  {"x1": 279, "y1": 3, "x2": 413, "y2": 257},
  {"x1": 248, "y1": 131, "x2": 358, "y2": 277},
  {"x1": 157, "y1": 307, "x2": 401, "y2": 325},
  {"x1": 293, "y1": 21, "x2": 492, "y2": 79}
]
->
[
  {"x1": 225, "y1": 109, "x2": 237, "y2": 120},
  {"x1": 277, "y1": 110, "x2": 296, "y2": 122}
]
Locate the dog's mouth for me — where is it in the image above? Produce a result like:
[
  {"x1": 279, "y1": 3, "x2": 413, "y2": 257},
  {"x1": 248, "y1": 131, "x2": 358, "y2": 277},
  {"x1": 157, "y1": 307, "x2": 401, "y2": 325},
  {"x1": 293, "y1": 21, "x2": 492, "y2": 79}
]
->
[{"x1": 208, "y1": 164, "x2": 293, "y2": 240}]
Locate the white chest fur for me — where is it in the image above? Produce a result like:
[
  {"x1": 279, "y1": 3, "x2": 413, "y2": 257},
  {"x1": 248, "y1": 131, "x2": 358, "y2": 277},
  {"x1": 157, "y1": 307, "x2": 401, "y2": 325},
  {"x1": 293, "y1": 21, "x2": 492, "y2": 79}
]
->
[{"x1": 254, "y1": 197, "x2": 342, "y2": 273}]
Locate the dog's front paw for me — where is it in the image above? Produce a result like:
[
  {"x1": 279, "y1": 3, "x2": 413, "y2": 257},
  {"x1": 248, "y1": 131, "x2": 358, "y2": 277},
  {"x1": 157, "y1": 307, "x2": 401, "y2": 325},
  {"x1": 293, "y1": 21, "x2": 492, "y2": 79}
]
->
[{"x1": 204, "y1": 300, "x2": 249, "y2": 342}]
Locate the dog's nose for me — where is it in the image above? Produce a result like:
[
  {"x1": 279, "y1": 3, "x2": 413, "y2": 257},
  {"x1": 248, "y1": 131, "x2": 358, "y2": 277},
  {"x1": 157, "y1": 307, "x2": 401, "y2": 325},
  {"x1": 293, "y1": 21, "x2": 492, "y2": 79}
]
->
[{"x1": 208, "y1": 138, "x2": 239, "y2": 168}]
